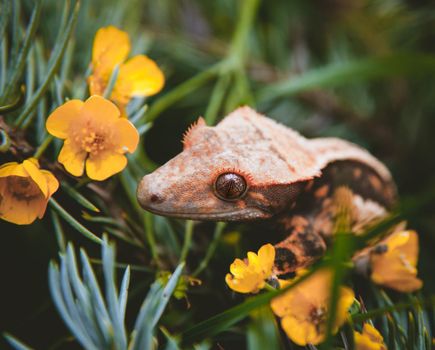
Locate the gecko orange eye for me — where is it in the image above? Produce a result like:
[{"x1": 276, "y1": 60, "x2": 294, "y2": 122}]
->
[{"x1": 214, "y1": 172, "x2": 247, "y2": 201}]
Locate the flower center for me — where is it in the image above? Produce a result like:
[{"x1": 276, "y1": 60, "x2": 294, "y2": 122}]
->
[
  {"x1": 7, "y1": 176, "x2": 41, "y2": 201},
  {"x1": 309, "y1": 306, "x2": 327, "y2": 331},
  {"x1": 72, "y1": 123, "x2": 112, "y2": 156},
  {"x1": 82, "y1": 132, "x2": 106, "y2": 154}
]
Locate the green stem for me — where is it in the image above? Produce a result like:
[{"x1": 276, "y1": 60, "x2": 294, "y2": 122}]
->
[
  {"x1": 204, "y1": 74, "x2": 231, "y2": 125},
  {"x1": 228, "y1": 0, "x2": 260, "y2": 64},
  {"x1": 144, "y1": 0, "x2": 259, "y2": 123},
  {"x1": 180, "y1": 220, "x2": 194, "y2": 262},
  {"x1": 192, "y1": 222, "x2": 226, "y2": 277},
  {"x1": 51, "y1": 210, "x2": 66, "y2": 252},
  {"x1": 49, "y1": 198, "x2": 102, "y2": 244},
  {"x1": 33, "y1": 135, "x2": 53, "y2": 159},
  {"x1": 144, "y1": 211, "x2": 159, "y2": 263},
  {"x1": 145, "y1": 63, "x2": 221, "y2": 122},
  {"x1": 264, "y1": 283, "x2": 276, "y2": 292},
  {"x1": 221, "y1": 0, "x2": 260, "y2": 112}
]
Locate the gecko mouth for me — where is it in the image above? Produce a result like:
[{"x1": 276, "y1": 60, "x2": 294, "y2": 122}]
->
[{"x1": 141, "y1": 206, "x2": 269, "y2": 221}]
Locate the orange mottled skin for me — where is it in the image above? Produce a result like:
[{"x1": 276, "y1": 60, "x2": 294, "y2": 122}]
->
[{"x1": 137, "y1": 107, "x2": 396, "y2": 274}]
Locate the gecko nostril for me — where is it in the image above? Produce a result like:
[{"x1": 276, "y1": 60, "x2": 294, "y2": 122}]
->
[{"x1": 150, "y1": 194, "x2": 164, "y2": 204}]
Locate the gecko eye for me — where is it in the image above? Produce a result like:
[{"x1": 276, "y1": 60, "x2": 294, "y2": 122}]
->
[{"x1": 214, "y1": 172, "x2": 247, "y2": 201}]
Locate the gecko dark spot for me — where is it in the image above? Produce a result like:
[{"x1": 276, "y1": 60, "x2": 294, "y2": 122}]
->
[
  {"x1": 279, "y1": 271, "x2": 297, "y2": 279},
  {"x1": 214, "y1": 172, "x2": 247, "y2": 201},
  {"x1": 150, "y1": 194, "x2": 163, "y2": 204},
  {"x1": 299, "y1": 232, "x2": 326, "y2": 258},
  {"x1": 274, "y1": 248, "x2": 297, "y2": 271}
]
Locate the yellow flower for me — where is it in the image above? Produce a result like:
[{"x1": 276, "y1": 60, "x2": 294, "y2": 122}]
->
[
  {"x1": 270, "y1": 269, "x2": 355, "y2": 346},
  {"x1": 88, "y1": 26, "x2": 164, "y2": 111},
  {"x1": 46, "y1": 95, "x2": 139, "y2": 181},
  {"x1": 225, "y1": 244, "x2": 275, "y2": 294},
  {"x1": 370, "y1": 230, "x2": 422, "y2": 293},
  {"x1": 0, "y1": 158, "x2": 59, "y2": 225},
  {"x1": 354, "y1": 323, "x2": 387, "y2": 350}
]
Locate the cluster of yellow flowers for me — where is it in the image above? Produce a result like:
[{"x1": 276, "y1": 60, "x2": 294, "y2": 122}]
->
[
  {"x1": 225, "y1": 229, "x2": 422, "y2": 347},
  {"x1": 0, "y1": 26, "x2": 164, "y2": 225}
]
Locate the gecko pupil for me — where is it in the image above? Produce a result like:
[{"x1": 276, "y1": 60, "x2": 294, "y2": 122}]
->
[{"x1": 214, "y1": 173, "x2": 247, "y2": 201}]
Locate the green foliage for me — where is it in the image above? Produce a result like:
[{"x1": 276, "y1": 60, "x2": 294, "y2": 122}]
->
[
  {"x1": 47, "y1": 238, "x2": 184, "y2": 350},
  {"x1": 1, "y1": 0, "x2": 435, "y2": 349}
]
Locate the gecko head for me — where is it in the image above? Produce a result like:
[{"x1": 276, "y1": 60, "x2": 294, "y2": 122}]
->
[
  {"x1": 137, "y1": 153, "x2": 303, "y2": 221},
  {"x1": 137, "y1": 109, "x2": 315, "y2": 221}
]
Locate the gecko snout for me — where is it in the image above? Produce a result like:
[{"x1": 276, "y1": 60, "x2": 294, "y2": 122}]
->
[{"x1": 136, "y1": 175, "x2": 165, "y2": 210}]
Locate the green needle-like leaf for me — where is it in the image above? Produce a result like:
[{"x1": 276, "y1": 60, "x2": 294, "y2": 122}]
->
[
  {"x1": 130, "y1": 263, "x2": 185, "y2": 350},
  {"x1": 0, "y1": 0, "x2": 41, "y2": 104},
  {"x1": 62, "y1": 182, "x2": 100, "y2": 213},
  {"x1": 0, "y1": 0, "x2": 11, "y2": 48},
  {"x1": 247, "y1": 306, "x2": 281, "y2": 350},
  {"x1": 118, "y1": 266, "x2": 130, "y2": 321},
  {"x1": 3, "y1": 333, "x2": 35, "y2": 350},
  {"x1": 49, "y1": 198, "x2": 102, "y2": 244},
  {"x1": 102, "y1": 239, "x2": 127, "y2": 350},
  {"x1": 15, "y1": 0, "x2": 80, "y2": 127}
]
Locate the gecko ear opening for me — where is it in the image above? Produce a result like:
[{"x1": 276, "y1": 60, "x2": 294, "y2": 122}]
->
[{"x1": 182, "y1": 117, "x2": 207, "y2": 149}]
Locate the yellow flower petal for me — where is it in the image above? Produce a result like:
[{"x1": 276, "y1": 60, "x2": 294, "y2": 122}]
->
[
  {"x1": 116, "y1": 118, "x2": 139, "y2": 153},
  {"x1": 58, "y1": 141, "x2": 86, "y2": 177},
  {"x1": 22, "y1": 159, "x2": 48, "y2": 198},
  {"x1": 334, "y1": 286, "x2": 355, "y2": 333},
  {"x1": 229, "y1": 258, "x2": 249, "y2": 277},
  {"x1": 92, "y1": 26, "x2": 130, "y2": 78},
  {"x1": 282, "y1": 316, "x2": 322, "y2": 346},
  {"x1": 0, "y1": 191, "x2": 45, "y2": 225},
  {"x1": 257, "y1": 243, "x2": 275, "y2": 277},
  {"x1": 398, "y1": 230, "x2": 419, "y2": 266},
  {"x1": 247, "y1": 251, "x2": 261, "y2": 270},
  {"x1": 371, "y1": 268, "x2": 422, "y2": 293},
  {"x1": 225, "y1": 271, "x2": 264, "y2": 294},
  {"x1": 0, "y1": 159, "x2": 58, "y2": 225},
  {"x1": 26, "y1": 158, "x2": 40, "y2": 167},
  {"x1": 114, "y1": 55, "x2": 164, "y2": 98},
  {"x1": 270, "y1": 281, "x2": 293, "y2": 318},
  {"x1": 355, "y1": 324, "x2": 386, "y2": 350},
  {"x1": 0, "y1": 162, "x2": 28, "y2": 178},
  {"x1": 371, "y1": 230, "x2": 422, "y2": 292},
  {"x1": 386, "y1": 231, "x2": 410, "y2": 250},
  {"x1": 82, "y1": 95, "x2": 120, "y2": 123},
  {"x1": 270, "y1": 268, "x2": 355, "y2": 346},
  {"x1": 41, "y1": 170, "x2": 60, "y2": 197},
  {"x1": 86, "y1": 152, "x2": 127, "y2": 181},
  {"x1": 225, "y1": 244, "x2": 276, "y2": 294},
  {"x1": 49, "y1": 95, "x2": 138, "y2": 180},
  {"x1": 46, "y1": 100, "x2": 84, "y2": 139},
  {"x1": 88, "y1": 73, "x2": 105, "y2": 96}
]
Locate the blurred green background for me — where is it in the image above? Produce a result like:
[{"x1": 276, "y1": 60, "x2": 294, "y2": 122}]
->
[{"x1": 1, "y1": 0, "x2": 435, "y2": 348}]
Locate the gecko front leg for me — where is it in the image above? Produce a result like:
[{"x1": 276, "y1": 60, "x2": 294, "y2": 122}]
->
[
  {"x1": 273, "y1": 215, "x2": 327, "y2": 275},
  {"x1": 272, "y1": 180, "x2": 391, "y2": 275}
]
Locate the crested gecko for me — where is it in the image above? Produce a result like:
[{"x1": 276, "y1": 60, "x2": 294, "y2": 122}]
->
[{"x1": 137, "y1": 107, "x2": 396, "y2": 275}]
